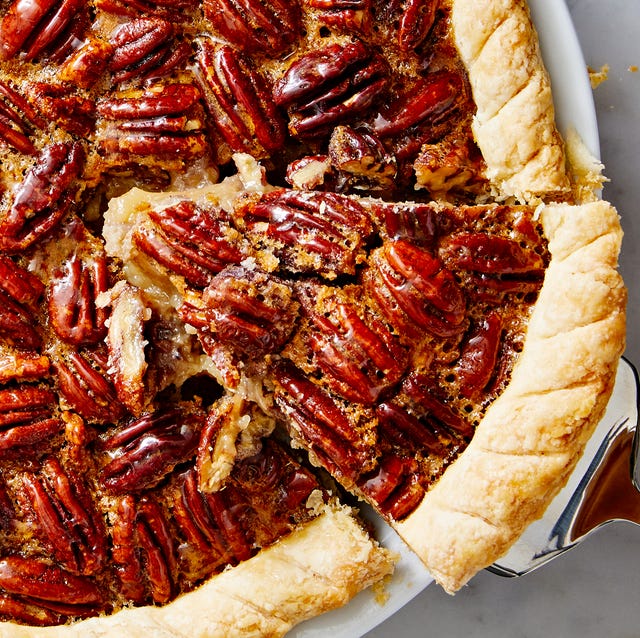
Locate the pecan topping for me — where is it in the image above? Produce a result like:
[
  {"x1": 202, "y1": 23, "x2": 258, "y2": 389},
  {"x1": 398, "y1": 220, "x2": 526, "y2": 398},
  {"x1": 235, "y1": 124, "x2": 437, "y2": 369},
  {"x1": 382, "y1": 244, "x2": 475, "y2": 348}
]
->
[
  {"x1": 0, "y1": 142, "x2": 85, "y2": 253},
  {"x1": 0, "y1": 80, "x2": 46, "y2": 155},
  {"x1": 196, "y1": 41, "x2": 286, "y2": 162},
  {"x1": 19, "y1": 457, "x2": 107, "y2": 576},
  {"x1": 273, "y1": 40, "x2": 389, "y2": 138},
  {"x1": 304, "y1": 0, "x2": 371, "y2": 34},
  {"x1": 203, "y1": 0, "x2": 301, "y2": 56}
]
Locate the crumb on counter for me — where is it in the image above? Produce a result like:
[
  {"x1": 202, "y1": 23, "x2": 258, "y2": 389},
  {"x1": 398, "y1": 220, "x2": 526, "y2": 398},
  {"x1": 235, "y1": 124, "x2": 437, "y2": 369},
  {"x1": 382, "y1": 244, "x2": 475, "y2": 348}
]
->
[{"x1": 588, "y1": 64, "x2": 610, "y2": 88}]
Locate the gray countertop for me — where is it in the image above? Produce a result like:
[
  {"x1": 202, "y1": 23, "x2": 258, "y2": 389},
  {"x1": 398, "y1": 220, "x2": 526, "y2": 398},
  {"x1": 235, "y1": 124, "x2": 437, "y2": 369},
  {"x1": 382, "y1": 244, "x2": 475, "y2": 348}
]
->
[{"x1": 366, "y1": 1, "x2": 640, "y2": 636}]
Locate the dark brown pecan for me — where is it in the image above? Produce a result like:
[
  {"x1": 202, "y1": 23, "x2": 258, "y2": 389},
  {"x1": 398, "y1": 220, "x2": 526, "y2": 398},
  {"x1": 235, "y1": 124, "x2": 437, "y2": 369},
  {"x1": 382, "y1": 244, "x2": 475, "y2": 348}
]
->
[
  {"x1": 0, "y1": 0, "x2": 84, "y2": 61},
  {"x1": 100, "y1": 407, "x2": 204, "y2": 493},
  {"x1": 186, "y1": 265, "x2": 299, "y2": 361},
  {"x1": 96, "y1": 82, "x2": 208, "y2": 163},
  {"x1": 110, "y1": 495, "x2": 176, "y2": 604},
  {"x1": 373, "y1": 70, "x2": 463, "y2": 139},
  {"x1": 403, "y1": 372, "x2": 475, "y2": 439},
  {"x1": 327, "y1": 125, "x2": 397, "y2": 192},
  {"x1": 0, "y1": 556, "x2": 103, "y2": 609},
  {"x1": 0, "y1": 80, "x2": 47, "y2": 155},
  {"x1": 273, "y1": 361, "x2": 371, "y2": 481},
  {"x1": 19, "y1": 457, "x2": 107, "y2": 576},
  {"x1": 109, "y1": 18, "x2": 191, "y2": 85},
  {"x1": 367, "y1": 240, "x2": 467, "y2": 339},
  {"x1": 357, "y1": 454, "x2": 424, "y2": 520},
  {"x1": 453, "y1": 312, "x2": 503, "y2": 398},
  {"x1": 48, "y1": 253, "x2": 109, "y2": 347},
  {"x1": 26, "y1": 83, "x2": 95, "y2": 137},
  {"x1": 203, "y1": 0, "x2": 301, "y2": 56},
  {"x1": 53, "y1": 349, "x2": 125, "y2": 425},
  {"x1": 0, "y1": 593, "x2": 61, "y2": 626},
  {"x1": 0, "y1": 479, "x2": 15, "y2": 530},
  {"x1": 296, "y1": 282, "x2": 408, "y2": 405},
  {"x1": 132, "y1": 200, "x2": 248, "y2": 288},
  {"x1": 304, "y1": 0, "x2": 371, "y2": 34},
  {"x1": 175, "y1": 469, "x2": 254, "y2": 565},
  {"x1": 397, "y1": 0, "x2": 439, "y2": 51},
  {"x1": 368, "y1": 201, "x2": 438, "y2": 245},
  {"x1": 0, "y1": 142, "x2": 85, "y2": 254},
  {"x1": 0, "y1": 351, "x2": 50, "y2": 385},
  {"x1": 376, "y1": 400, "x2": 446, "y2": 455},
  {"x1": 273, "y1": 40, "x2": 389, "y2": 138},
  {"x1": 0, "y1": 386, "x2": 62, "y2": 450},
  {"x1": 235, "y1": 188, "x2": 372, "y2": 278},
  {"x1": 195, "y1": 40, "x2": 286, "y2": 161}
]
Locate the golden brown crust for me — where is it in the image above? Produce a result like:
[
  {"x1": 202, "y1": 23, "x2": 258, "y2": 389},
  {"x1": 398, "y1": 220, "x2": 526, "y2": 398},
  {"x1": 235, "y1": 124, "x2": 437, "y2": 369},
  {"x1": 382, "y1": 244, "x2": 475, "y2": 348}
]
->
[
  {"x1": 451, "y1": 0, "x2": 571, "y2": 200},
  {"x1": 395, "y1": 200, "x2": 626, "y2": 593},
  {"x1": 0, "y1": 505, "x2": 395, "y2": 638}
]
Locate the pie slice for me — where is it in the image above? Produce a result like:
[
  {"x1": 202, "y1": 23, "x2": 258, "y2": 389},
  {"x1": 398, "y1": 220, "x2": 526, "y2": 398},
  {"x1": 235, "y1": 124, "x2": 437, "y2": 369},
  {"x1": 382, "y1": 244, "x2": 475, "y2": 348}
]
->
[{"x1": 0, "y1": 0, "x2": 627, "y2": 633}]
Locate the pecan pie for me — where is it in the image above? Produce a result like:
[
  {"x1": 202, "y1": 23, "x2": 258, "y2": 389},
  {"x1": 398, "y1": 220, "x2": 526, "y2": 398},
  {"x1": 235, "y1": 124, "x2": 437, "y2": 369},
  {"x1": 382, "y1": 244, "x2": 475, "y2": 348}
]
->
[{"x1": 0, "y1": 0, "x2": 626, "y2": 634}]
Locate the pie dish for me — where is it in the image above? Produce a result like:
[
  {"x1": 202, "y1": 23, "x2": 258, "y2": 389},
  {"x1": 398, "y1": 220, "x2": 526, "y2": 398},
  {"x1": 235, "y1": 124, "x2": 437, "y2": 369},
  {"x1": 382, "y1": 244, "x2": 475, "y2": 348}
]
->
[{"x1": 0, "y1": 0, "x2": 627, "y2": 635}]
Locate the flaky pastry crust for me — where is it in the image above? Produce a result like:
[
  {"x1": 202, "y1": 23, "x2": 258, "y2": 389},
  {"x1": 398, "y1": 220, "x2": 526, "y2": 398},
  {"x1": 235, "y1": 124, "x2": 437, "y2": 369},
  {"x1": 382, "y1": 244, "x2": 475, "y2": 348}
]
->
[
  {"x1": 0, "y1": 504, "x2": 395, "y2": 638},
  {"x1": 451, "y1": 0, "x2": 571, "y2": 200},
  {"x1": 396, "y1": 200, "x2": 626, "y2": 592}
]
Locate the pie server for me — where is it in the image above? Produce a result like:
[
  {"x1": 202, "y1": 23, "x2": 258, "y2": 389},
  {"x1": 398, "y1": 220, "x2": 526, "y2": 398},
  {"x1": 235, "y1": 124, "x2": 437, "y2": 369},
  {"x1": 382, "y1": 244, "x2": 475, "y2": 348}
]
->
[{"x1": 489, "y1": 356, "x2": 640, "y2": 577}]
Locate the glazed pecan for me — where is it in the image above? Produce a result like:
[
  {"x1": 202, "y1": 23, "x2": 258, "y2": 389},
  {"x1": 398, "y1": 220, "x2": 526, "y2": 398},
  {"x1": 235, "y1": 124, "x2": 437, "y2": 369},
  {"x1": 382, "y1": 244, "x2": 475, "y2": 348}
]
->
[
  {"x1": 195, "y1": 41, "x2": 286, "y2": 161},
  {"x1": 367, "y1": 240, "x2": 466, "y2": 339},
  {"x1": 453, "y1": 312, "x2": 503, "y2": 398},
  {"x1": 357, "y1": 453, "x2": 424, "y2": 520},
  {"x1": 57, "y1": 37, "x2": 114, "y2": 89},
  {"x1": 0, "y1": 556, "x2": 103, "y2": 614},
  {"x1": 0, "y1": 142, "x2": 85, "y2": 253},
  {"x1": 109, "y1": 18, "x2": 191, "y2": 85},
  {"x1": 95, "y1": 0, "x2": 198, "y2": 17},
  {"x1": 0, "y1": 351, "x2": 50, "y2": 385},
  {"x1": 295, "y1": 281, "x2": 408, "y2": 405},
  {"x1": 96, "y1": 82, "x2": 208, "y2": 164},
  {"x1": 100, "y1": 407, "x2": 204, "y2": 493},
  {"x1": 0, "y1": 80, "x2": 46, "y2": 155},
  {"x1": 368, "y1": 201, "x2": 438, "y2": 245},
  {"x1": 273, "y1": 361, "x2": 372, "y2": 481},
  {"x1": 0, "y1": 0, "x2": 84, "y2": 61},
  {"x1": 110, "y1": 495, "x2": 176, "y2": 604},
  {"x1": 53, "y1": 348, "x2": 125, "y2": 425},
  {"x1": 132, "y1": 200, "x2": 248, "y2": 288},
  {"x1": 185, "y1": 265, "x2": 299, "y2": 362},
  {"x1": 235, "y1": 188, "x2": 373, "y2": 278},
  {"x1": 0, "y1": 386, "x2": 62, "y2": 450},
  {"x1": 48, "y1": 253, "x2": 109, "y2": 347},
  {"x1": 203, "y1": 0, "x2": 301, "y2": 56},
  {"x1": 273, "y1": 40, "x2": 389, "y2": 138},
  {"x1": 397, "y1": 0, "x2": 439, "y2": 52},
  {"x1": 19, "y1": 457, "x2": 107, "y2": 576}
]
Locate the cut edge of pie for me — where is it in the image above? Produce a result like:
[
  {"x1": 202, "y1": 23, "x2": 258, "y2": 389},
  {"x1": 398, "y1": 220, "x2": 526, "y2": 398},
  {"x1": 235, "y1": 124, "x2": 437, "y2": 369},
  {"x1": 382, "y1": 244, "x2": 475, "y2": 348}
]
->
[{"x1": 396, "y1": 199, "x2": 626, "y2": 592}]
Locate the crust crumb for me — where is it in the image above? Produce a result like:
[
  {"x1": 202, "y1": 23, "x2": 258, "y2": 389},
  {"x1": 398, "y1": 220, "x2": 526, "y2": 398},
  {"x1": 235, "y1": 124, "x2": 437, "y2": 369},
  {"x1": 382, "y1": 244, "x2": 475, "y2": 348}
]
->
[{"x1": 588, "y1": 64, "x2": 610, "y2": 88}]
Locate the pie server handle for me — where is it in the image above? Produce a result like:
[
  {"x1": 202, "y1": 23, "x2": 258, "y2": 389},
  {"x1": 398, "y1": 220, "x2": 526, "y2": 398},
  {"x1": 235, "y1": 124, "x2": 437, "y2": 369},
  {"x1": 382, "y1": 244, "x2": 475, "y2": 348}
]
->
[{"x1": 489, "y1": 356, "x2": 640, "y2": 577}]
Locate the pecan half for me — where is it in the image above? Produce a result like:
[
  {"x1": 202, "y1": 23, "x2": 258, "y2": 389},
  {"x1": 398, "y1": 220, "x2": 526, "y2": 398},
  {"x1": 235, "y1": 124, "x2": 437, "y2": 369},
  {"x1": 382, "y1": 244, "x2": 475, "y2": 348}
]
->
[
  {"x1": 109, "y1": 18, "x2": 191, "y2": 85},
  {"x1": 295, "y1": 281, "x2": 408, "y2": 404},
  {"x1": 367, "y1": 240, "x2": 467, "y2": 339},
  {"x1": 95, "y1": 0, "x2": 198, "y2": 17},
  {"x1": 304, "y1": 0, "x2": 371, "y2": 34},
  {"x1": 26, "y1": 83, "x2": 95, "y2": 137},
  {"x1": 0, "y1": 80, "x2": 46, "y2": 155},
  {"x1": 0, "y1": 0, "x2": 84, "y2": 61},
  {"x1": 0, "y1": 142, "x2": 85, "y2": 253},
  {"x1": 96, "y1": 82, "x2": 208, "y2": 165},
  {"x1": 132, "y1": 200, "x2": 248, "y2": 288},
  {"x1": 203, "y1": 0, "x2": 301, "y2": 56},
  {"x1": 110, "y1": 495, "x2": 176, "y2": 604},
  {"x1": 100, "y1": 407, "x2": 204, "y2": 493},
  {"x1": 273, "y1": 39, "x2": 389, "y2": 138},
  {"x1": 195, "y1": 40, "x2": 286, "y2": 162},
  {"x1": 48, "y1": 253, "x2": 109, "y2": 347},
  {"x1": 0, "y1": 386, "x2": 62, "y2": 450},
  {"x1": 397, "y1": 0, "x2": 439, "y2": 52},
  {"x1": 19, "y1": 457, "x2": 107, "y2": 576},
  {"x1": 235, "y1": 188, "x2": 373, "y2": 278}
]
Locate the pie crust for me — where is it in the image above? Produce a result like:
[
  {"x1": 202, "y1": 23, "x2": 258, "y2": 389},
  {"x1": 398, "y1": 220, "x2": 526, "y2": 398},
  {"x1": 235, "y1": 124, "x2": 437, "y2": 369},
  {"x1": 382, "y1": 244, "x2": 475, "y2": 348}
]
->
[
  {"x1": 451, "y1": 0, "x2": 571, "y2": 200},
  {"x1": 0, "y1": 504, "x2": 395, "y2": 638},
  {"x1": 396, "y1": 199, "x2": 626, "y2": 592}
]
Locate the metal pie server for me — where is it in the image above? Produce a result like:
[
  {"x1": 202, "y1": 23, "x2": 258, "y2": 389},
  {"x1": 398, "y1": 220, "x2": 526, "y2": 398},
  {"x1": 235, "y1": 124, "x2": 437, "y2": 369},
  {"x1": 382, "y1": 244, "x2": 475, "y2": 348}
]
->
[{"x1": 490, "y1": 357, "x2": 640, "y2": 577}]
